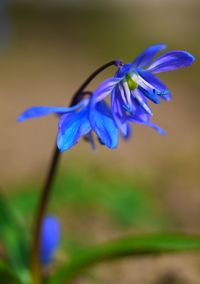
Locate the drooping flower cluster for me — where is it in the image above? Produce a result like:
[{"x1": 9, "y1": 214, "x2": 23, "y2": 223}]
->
[{"x1": 18, "y1": 44, "x2": 195, "y2": 152}]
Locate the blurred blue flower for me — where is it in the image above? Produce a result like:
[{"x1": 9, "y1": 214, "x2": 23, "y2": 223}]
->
[
  {"x1": 92, "y1": 44, "x2": 195, "y2": 137},
  {"x1": 40, "y1": 215, "x2": 60, "y2": 265},
  {"x1": 18, "y1": 94, "x2": 119, "y2": 151}
]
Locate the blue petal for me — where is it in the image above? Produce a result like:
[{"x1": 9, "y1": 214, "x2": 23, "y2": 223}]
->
[
  {"x1": 138, "y1": 86, "x2": 160, "y2": 104},
  {"x1": 91, "y1": 77, "x2": 122, "y2": 104},
  {"x1": 57, "y1": 108, "x2": 91, "y2": 152},
  {"x1": 90, "y1": 101, "x2": 119, "y2": 149},
  {"x1": 17, "y1": 99, "x2": 89, "y2": 122},
  {"x1": 40, "y1": 215, "x2": 60, "y2": 265},
  {"x1": 123, "y1": 123, "x2": 132, "y2": 140},
  {"x1": 131, "y1": 44, "x2": 167, "y2": 68},
  {"x1": 128, "y1": 99, "x2": 165, "y2": 135},
  {"x1": 133, "y1": 88, "x2": 153, "y2": 115},
  {"x1": 129, "y1": 98, "x2": 151, "y2": 124},
  {"x1": 111, "y1": 87, "x2": 130, "y2": 137},
  {"x1": 137, "y1": 70, "x2": 171, "y2": 102},
  {"x1": 17, "y1": 106, "x2": 70, "y2": 122},
  {"x1": 129, "y1": 105, "x2": 165, "y2": 135},
  {"x1": 147, "y1": 122, "x2": 166, "y2": 135},
  {"x1": 147, "y1": 51, "x2": 195, "y2": 73}
]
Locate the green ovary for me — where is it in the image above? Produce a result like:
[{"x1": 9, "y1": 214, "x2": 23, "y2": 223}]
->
[{"x1": 125, "y1": 74, "x2": 138, "y2": 90}]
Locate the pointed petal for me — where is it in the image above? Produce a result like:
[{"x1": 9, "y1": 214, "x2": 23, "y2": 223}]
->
[
  {"x1": 90, "y1": 101, "x2": 119, "y2": 149},
  {"x1": 17, "y1": 99, "x2": 89, "y2": 122},
  {"x1": 147, "y1": 51, "x2": 195, "y2": 73},
  {"x1": 129, "y1": 104, "x2": 151, "y2": 124},
  {"x1": 123, "y1": 123, "x2": 132, "y2": 140},
  {"x1": 138, "y1": 86, "x2": 160, "y2": 104},
  {"x1": 17, "y1": 106, "x2": 70, "y2": 122},
  {"x1": 147, "y1": 122, "x2": 166, "y2": 135},
  {"x1": 128, "y1": 93, "x2": 153, "y2": 124},
  {"x1": 136, "y1": 70, "x2": 171, "y2": 102},
  {"x1": 129, "y1": 109, "x2": 165, "y2": 135},
  {"x1": 122, "y1": 80, "x2": 132, "y2": 111},
  {"x1": 131, "y1": 44, "x2": 167, "y2": 68},
  {"x1": 40, "y1": 216, "x2": 60, "y2": 265},
  {"x1": 133, "y1": 88, "x2": 153, "y2": 115},
  {"x1": 91, "y1": 77, "x2": 122, "y2": 105},
  {"x1": 128, "y1": 100, "x2": 165, "y2": 135},
  {"x1": 57, "y1": 109, "x2": 91, "y2": 152},
  {"x1": 111, "y1": 87, "x2": 130, "y2": 137}
]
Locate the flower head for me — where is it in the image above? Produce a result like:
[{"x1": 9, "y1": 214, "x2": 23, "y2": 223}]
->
[
  {"x1": 18, "y1": 44, "x2": 195, "y2": 152},
  {"x1": 40, "y1": 215, "x2": 60, "y2": 265},
  {"x1": 92, "y1": 44, "x2": 195, "y2": 137}
]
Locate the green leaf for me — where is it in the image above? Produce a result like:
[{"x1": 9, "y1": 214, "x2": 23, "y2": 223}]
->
[{"x1": 49, "y1": 233, "x2": 200, "y2": 284}]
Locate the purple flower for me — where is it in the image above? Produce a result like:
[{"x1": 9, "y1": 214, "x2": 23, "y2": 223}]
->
[
  {"x1": 18, "y1": 96, "x2": 119, "y2": 151},
  {"x1": 91, "y1": 44, "x2": 195, "y2": 137},
  {"x1": 40, "y1": 216, "x2": 60, "y2": 265}
]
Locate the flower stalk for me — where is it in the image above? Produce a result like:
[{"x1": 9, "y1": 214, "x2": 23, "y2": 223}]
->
[{"x1": 29, "y1": 60, "x2": 120, "y2": 284}]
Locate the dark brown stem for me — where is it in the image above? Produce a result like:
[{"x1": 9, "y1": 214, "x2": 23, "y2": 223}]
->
[
  {"x1": 70, "y1": 60, "x2": 121, "y2": 106},
  {"x1": 30, "y1": 147, "x2": 60, "y2": 284},
  {"x1": 29, "y1": 59, "x2": 121, "y2": 284}
]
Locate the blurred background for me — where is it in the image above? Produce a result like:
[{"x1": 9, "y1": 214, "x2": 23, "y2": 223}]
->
[{"x1": 0, "y1": 0, "x2": 200, "y2": 283}]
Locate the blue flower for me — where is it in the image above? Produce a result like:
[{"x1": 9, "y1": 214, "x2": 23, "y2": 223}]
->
[
  {"x1": 18, "y1": 44, "x2": 195, "y2": 151},
  {"x1": 18, "y1": 95, "x2": 119, "y2": 151},
  {"x1": 91, "y1": 44, "x2": 195, "y2": 137},
  {"x1": 40, "y1": 215, "x2": 60, "y2": 265}
]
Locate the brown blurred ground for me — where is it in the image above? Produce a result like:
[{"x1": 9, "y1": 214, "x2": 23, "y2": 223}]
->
[{"x1": 0, "y1": 1, "x2": 200, "y2": 283}]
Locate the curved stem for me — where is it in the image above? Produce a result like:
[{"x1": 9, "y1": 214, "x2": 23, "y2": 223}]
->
[
  {"x1": 70, "y1": 60, "x2": 121, "y2": 106},
  {"x1": 30, "y1": 147, "x2": 60, "y2": 284},
  {"x1": 30, "y1": 59, "x2": 120, "y2": 284}
]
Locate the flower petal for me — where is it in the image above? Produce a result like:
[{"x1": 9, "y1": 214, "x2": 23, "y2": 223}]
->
[
  {"x1": 129, "y1": 100, "x2": 151, "y2": 124},
  {"x1": 111, "y1": 87, "x2": 130, "y2": 137},
  {"x1": 57, "y1": 108, "x2": 91, "y2": 152},
  {"x1": 136, "y1": 70, "x2": 171, "y2": 102},
  {"x1": 147, "y1": 51, "x2": 195, "y2": 73},
  {"x1": 17, "y1": 106, "x2": 70, "y2": 122},
  {"x1": 131, "y1": 44, "x2": 167, "y2": 68},
  {"x1": 123, "y1": 123, "x2": 132, "y2": 140},
  {"x1": 129, "y1": 104, "x2": 165, "y2": 135},
  {"x1": 92, "y1": 77, "x2": 122, "y2": 104},
  {"x1": 147, "y1": 122, "x2": 166, "y2": 135},
  {"x1": 40, "y1": 215, "x2": 60, "y2": 265},
  {"x1": 90, "y1": 101, "x2": 119, "y2": 149},
  {"x1": 17, "y1": 99, "x2": 89, "y2": 122},
  {"x1": 133, "y1": 88, "x2": 153, "y2": 115}
]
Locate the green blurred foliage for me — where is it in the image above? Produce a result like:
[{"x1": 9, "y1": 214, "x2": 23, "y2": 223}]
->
[{"x1": 7, "y1": 165, "x2": 170, "y2": 247}]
